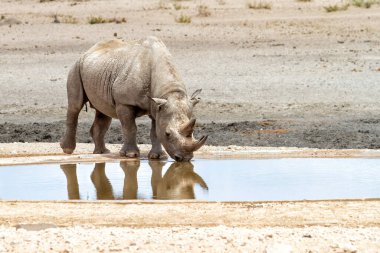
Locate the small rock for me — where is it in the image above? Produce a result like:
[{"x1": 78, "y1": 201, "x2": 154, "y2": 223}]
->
[
  {"x1": 15, "y1": 223, "x2": 57, "y2": 231},
  {"x1": 0, "y1": 17, "x2": 22, "y2": 26}
]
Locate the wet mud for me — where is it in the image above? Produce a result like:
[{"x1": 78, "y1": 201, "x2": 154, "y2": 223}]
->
[{"x1": 1, "y1": 119, "x2": 380, "y2": 149}]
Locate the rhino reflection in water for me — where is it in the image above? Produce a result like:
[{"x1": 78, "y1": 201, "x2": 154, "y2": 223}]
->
[
  {"x1": 60, "y1": 162, "x2": 208, "y2": 200},
  {"x1": 154, "y1": 162, "x2": 208, "y2": 200}
]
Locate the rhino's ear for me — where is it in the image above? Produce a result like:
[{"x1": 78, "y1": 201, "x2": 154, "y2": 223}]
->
[
  {"x1": 147, "y1": 96, "x2": 167, "y2": 111},
  {"x1": 190, "y1": 89, "x2": 202, "y2": 107}
]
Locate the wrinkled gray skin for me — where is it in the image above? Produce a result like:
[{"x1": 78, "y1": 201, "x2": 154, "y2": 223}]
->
[{"x1": 60, "y1": 36, "x2": 207, "y2": 162}]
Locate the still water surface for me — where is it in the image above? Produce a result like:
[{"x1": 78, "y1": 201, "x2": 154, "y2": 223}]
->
[{"x1": 0, "y1": 159, "x2": 379, "y2": 201}]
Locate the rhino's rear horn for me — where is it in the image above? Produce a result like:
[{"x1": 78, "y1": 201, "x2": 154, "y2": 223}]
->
[{"x1": 181, "y1": 118, "x2": 196, "y2": 137}]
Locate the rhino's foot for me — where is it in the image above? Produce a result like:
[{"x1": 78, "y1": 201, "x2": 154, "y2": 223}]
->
[
  {"x1": 93, "y1": 147, "x2": 110, "y2": 154},
  {"x1": 124, "y1": 151, "x2": 140, "y2": 158},
  {"x1": 60, "y1": 139, "x2": 75, "y2": 154},
  {"x1": 148, "y1": 150, "x2": 168, "y2": 160},
  {"x1": 119, "y1": 147, "x2": 140, "y2": 158}
]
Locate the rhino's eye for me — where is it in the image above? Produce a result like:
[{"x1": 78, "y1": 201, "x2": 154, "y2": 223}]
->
[{"x1": 165, "y1": 131, "x2": 171, "y2": 137}]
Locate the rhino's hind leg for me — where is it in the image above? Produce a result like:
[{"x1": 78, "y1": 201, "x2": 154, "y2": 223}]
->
[
  {"x1": 60, "y1": 61, "x2": 87, "y2": 154},
  {"x1": 148, "y1": 118, "x2": 168, "y2": 160},
  {"x1": 116, "y1": 104, "x2": 140, "y2": 158},
  {"x1": 90, "y1": 110, "x2": 112, "y2": 154}
]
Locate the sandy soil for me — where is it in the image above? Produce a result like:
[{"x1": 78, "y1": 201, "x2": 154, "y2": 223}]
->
[
  {"x1": 0, "y1": 200, "x2": 379, "y2": 252},
  {"x1": 1, "y1": 0, "x2": 380, "y2": 148},
  {"x1": 2, "y1": 225, "x2": 380, "y2": 252}
]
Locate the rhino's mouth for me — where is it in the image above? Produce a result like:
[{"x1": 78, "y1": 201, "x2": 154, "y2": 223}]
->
[{"x1": 173, "y1": 154, "x2": 192, "y2": 162}]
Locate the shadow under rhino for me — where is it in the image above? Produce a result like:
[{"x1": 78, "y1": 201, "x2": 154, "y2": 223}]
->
[{"x1": 60, "y1": 161, "x2": 208, "y2": 200}]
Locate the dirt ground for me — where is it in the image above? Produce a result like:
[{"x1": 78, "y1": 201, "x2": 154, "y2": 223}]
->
[
  {"x1": 1, "y1": 0, "x2": 380, "y2": 252},
  {"x1": 1, "y1": 0, "x2": 380, "y2": 148},
  {"x1": 0, "y1": 200, "x2": 379, "y2": 252}
]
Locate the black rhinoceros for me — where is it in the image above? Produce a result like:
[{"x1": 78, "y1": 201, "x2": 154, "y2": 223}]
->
[{"x1": 60, "y1": 36, "x2": 207, "y2": 162}]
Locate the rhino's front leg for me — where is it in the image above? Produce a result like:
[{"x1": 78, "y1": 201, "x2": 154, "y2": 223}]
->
[
  {"x1": 116, "y1": 104, "x2": 140, "y2": 158},
  {"x1": 148, "y1": 118, "x2": 168, "y2": 160}
]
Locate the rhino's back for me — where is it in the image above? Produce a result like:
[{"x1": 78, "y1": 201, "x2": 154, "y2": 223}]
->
[
  {"x1": 80, "y1": 38, "x2": 155, "y2": 118},
  {"x1": 79, "y1": 37, "x2": 175, "y2": 118}
]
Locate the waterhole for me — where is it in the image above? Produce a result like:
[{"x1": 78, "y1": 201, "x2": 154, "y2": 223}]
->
[{"x1": 0, "y1": 159, "x2": 379, "y2": 201}]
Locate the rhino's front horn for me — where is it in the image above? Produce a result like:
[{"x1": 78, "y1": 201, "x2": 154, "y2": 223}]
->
[
  {"x1": 181, "y1": 118, "x2": 196, "y2": 137},
  {"x1": 191, "y1": 135, "x2": 208, "y2": 151}
]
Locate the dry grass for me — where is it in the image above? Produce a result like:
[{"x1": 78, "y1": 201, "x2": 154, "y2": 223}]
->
[
  {"x1": 197, "y1": 5, "x2": 211, "y2": 17},
  {"x1": 323, "y1": 4, "x2": 349, "y2": 12},
  {"x1": 173, "y1": 3, "x2": 183, "y2": 10},
  {"x1": 88, "y1": 16, "x2": 107, "y2": 24},
  {"x1": 296, "y1": 0, "x2": 312, "y2": 2},
  {"x1": 351, "y1": 0, "x2": 379, "y2": 8},
  {"x1": 88, "y1": 16, "x2": 126, "y2": 24},
  {"x1": 62, "y1": 15, "x2": 78, "y2": 24},
  {"x1": 247, "y1": 1, "x2": 272, "y2": 10},
  {"x1": 175, "y1": 14, "x2": 191, "y2": 23},
  {"x1": 158, "y1": 0, "x2": 171, "y2": 9},
  {"x1": 52, "y1": 14, "x2": 78, "y2": 24}
]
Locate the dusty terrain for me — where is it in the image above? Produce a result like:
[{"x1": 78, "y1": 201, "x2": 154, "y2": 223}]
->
[
  {"x1": 1, "y1": 0, "x2": 380, "y2": 252},
  {"x1": 1, "y1": 0, "x2": 380, "y2": 148},
  {"x1": 0, "y1": 199, "x2": 380, "y2": 252}
]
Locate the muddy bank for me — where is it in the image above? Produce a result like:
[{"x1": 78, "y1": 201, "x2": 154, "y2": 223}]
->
[{"x1": 1, "y1": 119, "x2": 380, "y2": 149}]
